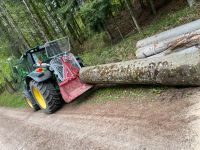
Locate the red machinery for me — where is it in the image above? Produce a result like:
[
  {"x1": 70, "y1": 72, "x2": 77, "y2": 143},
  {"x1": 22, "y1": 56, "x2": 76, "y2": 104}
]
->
[{"x1": 45, "y1": 38, "x2": 93, "y2": 103}]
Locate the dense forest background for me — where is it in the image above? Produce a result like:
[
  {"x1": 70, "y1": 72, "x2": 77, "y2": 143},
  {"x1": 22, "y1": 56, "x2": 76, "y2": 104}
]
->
[{"x1": 0, "y1": 0, "x2": 197, "y2": 95}]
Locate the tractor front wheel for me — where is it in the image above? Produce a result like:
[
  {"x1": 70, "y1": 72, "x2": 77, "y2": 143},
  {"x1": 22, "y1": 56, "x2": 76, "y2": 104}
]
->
[
  {"x1": 30, "y1": 80, "x2": 62, "y2": 114},
  {"x1": 23, "y1": 90, "x2": 40, "y2": 111}
]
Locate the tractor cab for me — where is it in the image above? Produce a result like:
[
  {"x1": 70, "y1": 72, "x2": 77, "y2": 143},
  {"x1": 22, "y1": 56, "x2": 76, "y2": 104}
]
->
[
  {"x1": 23, "y1": 46, "x2": 49, "y2": 67},
  {"x1": 10, "y1": 46, "x2": 48, "y2": 82}
]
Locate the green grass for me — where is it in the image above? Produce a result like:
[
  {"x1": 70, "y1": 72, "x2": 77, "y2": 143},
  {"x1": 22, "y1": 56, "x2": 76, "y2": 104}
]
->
[
  {"x1": 87, "y1": 86, "x2": 167, "y2": 104},
  {"x1": 74, "y1": 85, "x2": 168, "y2": 105},
  {"x1": 0, "y1": 92, "x2": 25, "y2": 108}
]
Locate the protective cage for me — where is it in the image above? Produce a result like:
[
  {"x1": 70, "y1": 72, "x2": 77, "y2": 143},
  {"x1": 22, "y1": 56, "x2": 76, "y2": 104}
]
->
[
  {"x1": 45, "y1": 37, "x2": 93, "y2": 103},
  {"x1": 45, "y1": 37, "x2": 71, "y2": 58}
]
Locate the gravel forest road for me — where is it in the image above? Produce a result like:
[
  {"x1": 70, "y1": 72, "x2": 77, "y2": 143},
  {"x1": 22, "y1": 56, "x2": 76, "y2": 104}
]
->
[{"x1": 0, "y1": 88, "x2": 200, "y2": 150}]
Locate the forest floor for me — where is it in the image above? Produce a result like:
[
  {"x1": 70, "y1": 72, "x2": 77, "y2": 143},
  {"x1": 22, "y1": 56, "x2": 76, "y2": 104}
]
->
[{"x1": 1, "y1": 87, "x2": 200, "y2": 150}]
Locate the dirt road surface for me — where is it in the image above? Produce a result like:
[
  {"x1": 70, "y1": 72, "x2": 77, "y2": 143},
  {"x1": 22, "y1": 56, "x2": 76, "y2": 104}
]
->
[{"x1": 0, "y1": 87, "x2": 200, "y2": 150}]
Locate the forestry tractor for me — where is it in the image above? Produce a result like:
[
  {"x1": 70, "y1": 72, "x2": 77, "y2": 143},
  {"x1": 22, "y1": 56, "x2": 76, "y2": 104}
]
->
[{"x1": 14, "y1": 37, "x2": 92, "y2": 114}]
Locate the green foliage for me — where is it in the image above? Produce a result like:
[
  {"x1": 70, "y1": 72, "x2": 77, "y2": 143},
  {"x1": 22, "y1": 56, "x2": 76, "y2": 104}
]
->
[
  {"x1": 0, "y1": 92, "x2": 25, "y2": 108},
  {"x1": 79, "y1": 0, "x2": 111, "y2": 32}
]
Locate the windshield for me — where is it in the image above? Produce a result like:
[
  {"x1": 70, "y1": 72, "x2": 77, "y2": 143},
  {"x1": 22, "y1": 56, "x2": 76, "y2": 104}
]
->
[
  {"x1": 32, "y1": 50, "x2": 48, "y2": 64},
  {"x1": 45, "y1": 37, "x2": 71, "y2": 58},
  {"x1": 15, "y1": 57, "x2": 33, "y2": 76}
]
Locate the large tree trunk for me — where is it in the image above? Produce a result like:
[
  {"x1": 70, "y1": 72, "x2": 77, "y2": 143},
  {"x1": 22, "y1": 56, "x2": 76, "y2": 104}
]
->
[
  {"x1": 136, "y1": 29, "x2": 200, "y2": 58},
  {"x1": 148, "y1": 46, "x2": 199, "y2": 58},
  {"x1": 23, "y1": 2, "x2": 44, "y2": 43},
  {"x1": 45, "y1": 3, "x2": 67, "y2": 37},
  {"x1": 124, "y1": 0, "x2": 141, "y2": 33},
  {"x1": 0, "y1": 16, "x2": 22, "y2": 57},
  {"x1": 0, "y1": 70, "x2": 15, "y2": 94},
  {"x1": 42, "y1": 9, "x2": 58, "y2": 37},
  {"x1": 28, "y1": 0, "x2": 53, "y2": 40},
  {"x1": 23, "y1": 0, "x2": 49, "y2": 42},
  {"x1": 0, "y1": 3, "x2": 30, "y2": 49},
  {"x1": 136, "y1": 19, "x2": 200, "y2": 49},
  {"x1": 80, "y1": 49, "x2": 200, "y2": 86}
]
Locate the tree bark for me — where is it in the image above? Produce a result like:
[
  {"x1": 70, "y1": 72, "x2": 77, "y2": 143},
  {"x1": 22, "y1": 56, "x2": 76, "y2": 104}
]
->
[
  {"x1": 0, "y1": 16, "x2": 22, "y2": 57},
  {"x1": 136, "y1": 19, "x2": 200, "y2": 49},
  {"x1": 148, "y1": 46, "x2": 199, "y2": 58},
  {"x1": 42, "y1": 9, "x2": 58, "y2": 37},
  {"x1": 148, "y1": 0, "x2": 156, "y2": 15},
  {"x1": 0, "y1": 3, "x2": 30, "y2": 49},
  {"x1": 23, "y1": 0, "x2": 49, "y2": 42},
  {"x1": 124, "y1": 0, "x2": 141, "y2": 33},
  {"x1": 0, "y1": 69, "x2": 15, "y2": 93},
  {"x1": 28, "y1": 0, "x2": 53, "y2": 40},
  {"x1": 22, "y1": 3, "x2": 43, "y2": 43},
  {"x1": 80, "y1": 49, "x2": 200, "y2": 86},
  {"x1": 45, "y1": 3, "x2": 67, "y2": 37},
  {"x1": 136, "y1": 29, "x2": 200, "y2": 58}
]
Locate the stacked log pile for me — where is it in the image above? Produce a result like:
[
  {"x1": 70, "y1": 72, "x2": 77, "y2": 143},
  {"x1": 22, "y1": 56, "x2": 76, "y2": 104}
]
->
[
  {"x1": 135, "y1": 19, "x2": 200, "y2": 59},
  {"x1": 80, "y1": 19, "x2": 200, "y2": 86}
]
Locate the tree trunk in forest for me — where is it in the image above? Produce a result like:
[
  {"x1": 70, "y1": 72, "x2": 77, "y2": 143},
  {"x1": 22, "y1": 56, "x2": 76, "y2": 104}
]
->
[
  {"x1": 80, "y1": 49, "x2": 200, "y2": 86},
  {"x1": 67, "y1": 23, "x2": 82, "y2": 44},
  {"x1": 187, "y1": 0, "x2": 196, "y2": 7},
  {"x1": 45, "y1": 4, "x2": 67, "y2": 37},
  {"x1": 28, "y1": 0, "x2": 53, "y2": 40},
  {"x1": 124, "y1": 0, "x2": 141, "y2": 33},
  {"x1": 148, "y1": 0, "x2": 156, "y2": 15},
  {"x1": 0, "y1": 26, "x2": 20, "y2": 56},
  {"x1": 23, "y1": 0, "x2": 49, "y2": 42},
  {"x1": 0, "y1": 69, "x2": 15, "y2": 93},
  {"x1": 23, "y1": 3, "x2": 44, "y2": 43},
  {"x1": 0, "y1": 3, "x2": 30, "y2": 49},
  {"x1": 28, "y1": 29, "x2": 40, "y2": 45},
  {"x1": 111, "y1": 15, "x2": 124, "y2": 40},
  {"x1": 42, "y1": 10, "x2": 58, "y2": 37},
  {"x1": 0, "y1": 18, "x2": 22, "y2": 57},
  {"x1": 139, "y1": 0, "x2": 145, "y2": 9}
]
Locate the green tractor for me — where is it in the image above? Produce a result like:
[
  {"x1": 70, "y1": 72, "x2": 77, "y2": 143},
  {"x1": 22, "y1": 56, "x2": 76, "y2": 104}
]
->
[{"x1": 13, "y1": 37, "x2": 92, "y2": 114}]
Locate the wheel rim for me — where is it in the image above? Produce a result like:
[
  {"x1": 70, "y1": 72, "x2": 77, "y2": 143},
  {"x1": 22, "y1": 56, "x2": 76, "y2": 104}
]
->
[
  {"x1": 26, "y1": 98, "x2": 33, "y2": 108},
  {"x1": 32, "y1": 87, "x2": 47, "y2": 109}
]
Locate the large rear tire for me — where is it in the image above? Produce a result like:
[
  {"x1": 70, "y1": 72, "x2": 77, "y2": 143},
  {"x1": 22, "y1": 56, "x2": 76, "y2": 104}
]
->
[
  {"x1": 30, "y1": 80, "x2": 62, "y2": 114},
  {"x1": 23, "y1": 90, "x2": 40, "y2": 111}
]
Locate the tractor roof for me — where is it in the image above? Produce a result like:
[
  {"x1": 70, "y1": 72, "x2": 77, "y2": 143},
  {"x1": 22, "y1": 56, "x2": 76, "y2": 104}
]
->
[
  {"x1": 25, "y1": 45, "x2": 45, "y2": 54},
  {"x1": 20, "y1": 45, "x2": 45, "y2": 60}
]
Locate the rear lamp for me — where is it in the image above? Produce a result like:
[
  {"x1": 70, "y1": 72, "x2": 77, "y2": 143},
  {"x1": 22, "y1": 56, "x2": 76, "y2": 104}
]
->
[{"x1": 35, "y1": 68, "x2": 43, "y2": 72}]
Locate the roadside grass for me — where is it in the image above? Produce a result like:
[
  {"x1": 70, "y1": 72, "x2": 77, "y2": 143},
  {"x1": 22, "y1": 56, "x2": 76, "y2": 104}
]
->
[
  {"x1": 0, "y1": 92, "x2": 25, "y2": 108},
  {"x1": 84, "y1": 85, "x2": 167, "y2": 104}
]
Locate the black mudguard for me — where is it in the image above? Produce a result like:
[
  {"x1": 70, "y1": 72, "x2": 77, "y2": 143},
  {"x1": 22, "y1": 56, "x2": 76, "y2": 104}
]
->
[
  {"x1": 27, "y1": 70, "x2": 51, "y2": 82},
  {"x1": 25, "y1": 70, "x2": 52, "y2": 87}
]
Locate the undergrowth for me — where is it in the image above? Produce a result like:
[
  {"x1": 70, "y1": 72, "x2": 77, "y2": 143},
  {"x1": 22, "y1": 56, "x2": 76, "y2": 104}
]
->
[{"x1": 0, "y1": 92, "x2": 25, "y2": 108}]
